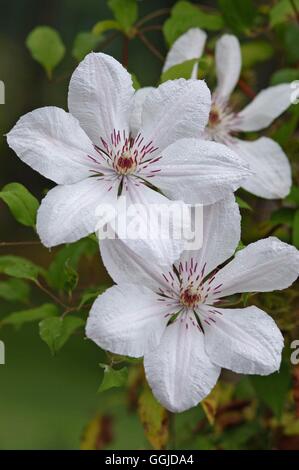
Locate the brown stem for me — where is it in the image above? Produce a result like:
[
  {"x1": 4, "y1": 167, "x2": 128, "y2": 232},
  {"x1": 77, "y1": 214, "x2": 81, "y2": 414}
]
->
[
  {"x1": 136, "y1": 8, "x2": 170, "y2": 28},
  {"x1": 0, "y1": 241, "x2": 41, "y2": 247},
  {"x1": 137, "y1": 31, "x2": 164, "y2": 62},
  {"x1": 290, "y1": 0, "x2": 299, "y2": 23},
  {"x1": 122, "y1": 36, "x2": 129, "y2": 68},
  {"x1": 35, "y1": 281, "x2": 68, "y2": 309},
  {"x1": 238, "y1": 79, "x2": 256, "y2": 99},
  {"x1": 139, "y1": 25, "x2": 163, "y2": 34}
]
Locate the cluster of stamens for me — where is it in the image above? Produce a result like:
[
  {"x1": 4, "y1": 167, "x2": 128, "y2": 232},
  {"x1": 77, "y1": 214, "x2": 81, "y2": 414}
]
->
[
  {"x1": 180, "y1": 285, "x2": 202, "y2": 308},
  {"x1": 88, "y1": 129, "x2": 162, "y2": 180}
]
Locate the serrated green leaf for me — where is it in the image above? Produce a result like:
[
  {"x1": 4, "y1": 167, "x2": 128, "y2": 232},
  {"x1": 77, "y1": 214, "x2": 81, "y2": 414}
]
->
[
  {"x1": 108, "y1": 0, "x2": 138, "y2": 34},
  {"x1": 164, "y1": 1, "x2": 223, "y2": 46},
  {"x1": 92, "y1": 19, "x2": 122, "y2": 36},
  {"x1": 39, "y1": 316, "x2": 84, "y2": 355},
  {"x1": 1, "y1": 303, "x2": 58, "y2": 329},
  {"x1": 0, "y1": 279, "x2": 30, "y2": 303},
  {"x1": 270, "y1": 0, "x2": 299, "y2": 27},
  {"x1": 26, "y1": 26, "x2": 65, "y2": 78},
  {"x1": 98, "y1": 365, "x2": 128, "y2": 392},
  {"x1": 0, "y1": 255, "x2": 43, "y2": 281},
  {"x1": 218, "y1": 0, "x2": 257, "y2": 35},
  {"x1": 47, "y1": 238, "x2": 97, "y2": 292},
  {"x1": 0, "y1": 183, "x2": 39, "y2": 227},
  {"x1": 241, "y1": 41, "x2": 273, "y2": 68},
  {"x1": 292, "y1": 209, "x2": 299, "y2": 248},
  {"x1": 72, "y1": 32, "x2": 101, "y2": 61}
]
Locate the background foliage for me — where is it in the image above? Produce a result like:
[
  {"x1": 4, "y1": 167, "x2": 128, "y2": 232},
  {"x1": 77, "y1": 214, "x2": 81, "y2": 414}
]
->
[{"x1": 0, "y1": 0, "x2": 299, "y2": 450}]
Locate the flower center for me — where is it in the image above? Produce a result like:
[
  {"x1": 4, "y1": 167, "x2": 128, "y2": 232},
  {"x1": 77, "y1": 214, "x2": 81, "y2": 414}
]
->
[
  {"x1": 115, "y1": 150, "x2": 137, "y2": 175},
  {"x1": 208, "y1": 106, "x2": 221, "y2": 127},
  {"x1": 180, "y1": 286, "x2": 201, "y2": 308}
]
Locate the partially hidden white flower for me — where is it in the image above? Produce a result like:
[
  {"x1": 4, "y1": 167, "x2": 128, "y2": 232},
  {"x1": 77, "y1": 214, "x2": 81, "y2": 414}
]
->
[
  {"x1": 86, "y1": 194, "x2": 299, "y2": 413},
  {"x1": 7, "y1": 52, "x2": 250, "y2": 257},
  {"x1": 161, "y1": 29, "x2": 293, "y2": 200}
]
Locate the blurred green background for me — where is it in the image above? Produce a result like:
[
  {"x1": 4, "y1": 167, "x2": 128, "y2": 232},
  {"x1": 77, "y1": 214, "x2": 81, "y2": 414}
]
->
[{"x1": 1, "y1": 0, "x2": 299, "y2": 450}]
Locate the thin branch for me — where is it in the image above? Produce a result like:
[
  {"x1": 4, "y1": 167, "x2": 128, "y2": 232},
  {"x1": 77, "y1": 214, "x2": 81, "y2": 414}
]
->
[
  {"x1": 122, "y1": 36, "x2": 129, "y2": 68},
  {"x1": 290, "y1": 0, "x2": 299, "y2": 23},
  {"x1": 136, "y1": 8, "x2": 170, "y2": 28},
  {"x1": 137, "y1": 31, "x2": 164, "y2": 62},
  {"x1": 0, "y1": 240, "x2": 41, "y2": 247},
  {"x1": 34, "y1": 281, "x2": 68, "y2": 309},
  {"x1": 139, "y1": 25, "x2": 163, "y2": 34},
  {"x1": 238, "y1": 79, "x2": 256, "y2": 99}
]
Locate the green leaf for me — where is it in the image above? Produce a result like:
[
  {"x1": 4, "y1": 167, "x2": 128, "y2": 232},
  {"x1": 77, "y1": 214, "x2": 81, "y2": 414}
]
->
[
  {"x1": 284, "y1": 24, "x2": 299, "y2": 64},
  {"x1": 218, "y1": 0, "x2": 257, "y2": 34},
  {"x1": 271, "y1": 68, "x2": 299, "y2": 86},
  {"x1": 272, "y1": 105, "x2": 299, "y2": 146},
  {"x1": 138, "y1": 385, "x2": 169, "y2": 450},
  {"x1": 47, "y1": 238, "x2": 97, "y2": 292},
  {"x1": 39, "y1": 316, "x2": 84, "y2": 355},
  {"x1": 160, "y1": 58, "x2": 199, "y2": 83},
  {"x1": 63, "y1": 260, "x2": 79, "y2": 296},
  {"x1": 241, "y1": 41, "x2": 273, "y2": 68},
  {"x1": 164, "y1": 1, "x2": 223, "y2": 46},
  {"x1": 92, "y1": 19, "x2": 122, "y2": 36},
  {"x1": 0, "y1": 279, "x2": 30, "y2": 303},
  {"x1": 250, "y1": 358, "x2": 291, "y2": 418},
  {"x1": 26, "y1": 26, "x2": 65, "y2": 78},
  {"x1": 1, "y1": 303, "x2": 58, "y2": 329},
  {"x1": 270, "y1": 207, "x2": 294, "y2": 226},
  {"x1": 78, "y1": 285, "x2": 109, "y2": 309},
  {"x1": 0, "y1": 255, "x2": 43, "y2": 281},
  {"x1": 108, "y1": 0, "x2": 138, "y2": 34},
  {"x1": 98, "y1": 364, "x2": 128, "y2": 392},
  {"x1": 236, "y1": 196, "x2": 252, "y2": 211},
  {"x1": 131, "y1": 73, "x2": 141, "y2": 90},
  {"x1": 286, "y1": 185, "x2": 299, "y2": 205},
  {"x1": 270, "y1": 0, "x2": 299, "y2": 27},
  {"x1": 292, "y1": 209, "x2": 299, "y2": 249},
  {"x1": 72, "y1": 32, "x2": 101, "y2": 61},
  {"x1": 0, "y1": 183, "x2": 39, "y2": 227}
]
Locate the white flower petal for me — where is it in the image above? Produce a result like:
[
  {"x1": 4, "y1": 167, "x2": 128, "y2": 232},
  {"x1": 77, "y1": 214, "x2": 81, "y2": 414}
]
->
[
  {"x1": 68, "y1": 52, "x2": 134, "y2": 146},
  {"x1": 163, "y1": 28, "x2": 207, "y2": 73},
  {"x1": 144, "y1": 319, "x2": 220, "y2": 412},
  {"x1": 114, "y1": 181, "x2": 187, "y2": 268},
  {"x1": 100, "y1": 237, "x2": 170, "y2": 292},
  {"x1": 139, "y1": 79, "x2": 211, "y2": 152},
  {"x1": 179, "y1": 193, "x2": 240, "y2": 279},
  {"x1": 236, "y1": 84, "x2": 292, "y2": 132},
  {"x1": 210, "y1": 237, "x2": 299, "y2": 298},
  {"x1": 7, "y1": 107, "x2": 97, "y2": 184},
  {"x1": 37, "y1": 177, "x2": 118, "y2": 247},
  {"x1": 129, "y1": 87, "x2": 154, "y2": 136},
  {"x1": 231, "y1": 138, "x2": 291, "y2": 199},
  {"x1": 86, "y1": 284, "x2": 169, "y2": 357},
  {"x1": 150, "y1": 138, "x2": 251, "y2": 205},
  {"x1": 203, "y1": 306, "x2": 284, "y2": 375},
  {"x1": 214, "y1": 34, "x2": 241, "y2": 103}
]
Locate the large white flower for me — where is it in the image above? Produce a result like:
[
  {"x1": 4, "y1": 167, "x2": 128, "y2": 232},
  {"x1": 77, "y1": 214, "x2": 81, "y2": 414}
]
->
[
  {"x1": 86, "y1": 194, "x2": 299, "y2": 412},
  {"x1": 161, "y1": 29, "x2": 293, "y2": 199},
  {"x1": 7, "y1": 52, "x2": 249, "y2": 253}
]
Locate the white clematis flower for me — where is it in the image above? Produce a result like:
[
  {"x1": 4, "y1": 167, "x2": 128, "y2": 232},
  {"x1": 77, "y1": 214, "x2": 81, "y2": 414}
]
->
[
  {"x1": 86, "y1": 194, "x2": 299, "y2": 413},
  {"x1": 161, "y1": 29, "x2": 293, "y2": 199},
  {"x1": 7, "y1": 52, "x2": 250, "y2": 252}
]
